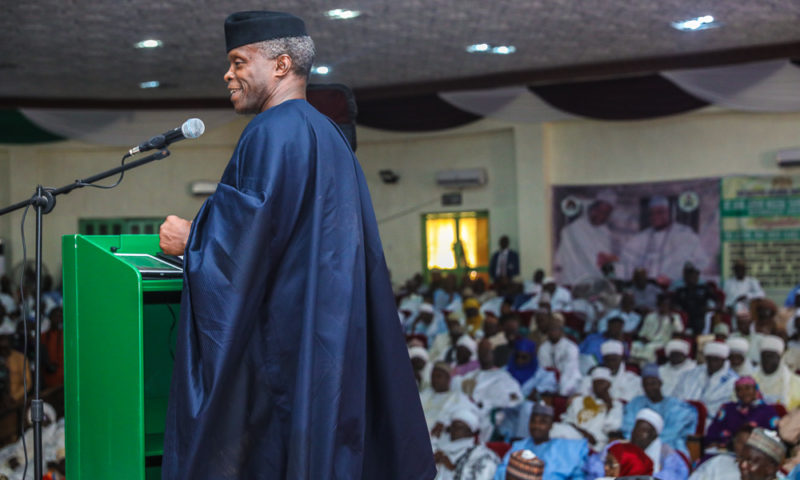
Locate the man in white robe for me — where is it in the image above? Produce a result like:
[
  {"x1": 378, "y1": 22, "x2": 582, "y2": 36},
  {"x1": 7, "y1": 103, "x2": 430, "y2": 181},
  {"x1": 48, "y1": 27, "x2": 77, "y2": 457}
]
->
[
  {"x1": 551, "y1": 366, "x2": 623, "y2": 451},
  {"x1": 537, "y1": 316, "x2": 581, "y2": 396},
  {"x1": 579, "y1": 340, "x2": 642, "y2": 402},
  {"x1": 597, "y1": 293, "x2": 641, "y2": 334},
  {"x1": 673, "y1": 341, "x2": 739, "y2": 423},
  {"x1": 728, "y1": 337, "x2": 756, "y2": 377},
  {"x1": 658, "y1": 339, "x2": 697, "y2": 397},
  {"x1": 553, "y1": 189, "x2": 616, "y2": 285},
  {"x1": 537, "y1": 278, "x2": 573, "y2": 313},
  {"x1": 730, "y1": 304, "x2": 765, "y2": 367},
  {"x1": 621, "y1": 195, "x2": 709, "y2": 281},
  {"x1": 753, "y1": 335, "x2": 800, "y2": 409},
  {"x1": 724, "y1": 259, "x2": 765, "y2": 310},
  {"x1": 688, "y1": 424, "x2": 752, "y2": 480},
  {"x1": 433, "y1": 403, "x2": 500, "y2": 480},
  {"x1": 421, "y1": 362, "x2": 472, "y2": 434},
  {"x1": 630, "y1": 408, "x2": 690, "y2": 480}
]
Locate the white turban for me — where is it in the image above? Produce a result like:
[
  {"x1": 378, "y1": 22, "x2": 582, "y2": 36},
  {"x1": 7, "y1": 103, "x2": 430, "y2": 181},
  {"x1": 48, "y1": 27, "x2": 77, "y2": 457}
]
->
[
  {"x1": 760, "y1": 335, "x2": 785, "y2": 355},
  {"x1": 456, "y1": 334, "x2": 478, "y2": 358},
  {"x1": 727, "y1": 337, "x2": 749, "y2": 354},
  {"x1": 418, "y1": 303, "x2": 434, "y2": 314},
  {"x1": 636, "y1": 408, "x2": 664, "y2": 435},
  {"x1": 591, "y1": 366, "x2": 613, "y2": 382},
  {"x1": 703, "y1": 341, "x2": 730, "y2": 359},
  {"x1": 448, "y1": 405, "x2": 481, "y2": 432},
  {"x1": 665, "y1": 339, "x2": 690, "y2": 356},
  {"x1": 408, "y1": 346, "x2": 429, "y2": 362},
  {"x1": 601, "y1": 339, "x2": 624, "y2": 356}
]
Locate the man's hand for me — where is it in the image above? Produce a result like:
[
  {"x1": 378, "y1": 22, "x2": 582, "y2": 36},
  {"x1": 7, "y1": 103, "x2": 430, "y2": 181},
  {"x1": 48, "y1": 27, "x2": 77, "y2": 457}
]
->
[{"x1": 159, "y1": 215, "x2": 192, "y2": 255}]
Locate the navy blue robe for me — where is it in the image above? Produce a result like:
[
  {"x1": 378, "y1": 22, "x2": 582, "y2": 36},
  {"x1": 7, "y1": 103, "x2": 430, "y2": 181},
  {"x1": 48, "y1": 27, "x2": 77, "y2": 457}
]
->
[{"x1": 162, "y1": 99, "x2": 435, "y2": 479}]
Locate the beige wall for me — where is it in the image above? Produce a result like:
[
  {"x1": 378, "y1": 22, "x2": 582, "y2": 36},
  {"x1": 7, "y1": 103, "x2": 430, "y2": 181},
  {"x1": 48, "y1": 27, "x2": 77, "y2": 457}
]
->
[{"x1": 2, "y1": 108, "x2": 800, "y2": 285}]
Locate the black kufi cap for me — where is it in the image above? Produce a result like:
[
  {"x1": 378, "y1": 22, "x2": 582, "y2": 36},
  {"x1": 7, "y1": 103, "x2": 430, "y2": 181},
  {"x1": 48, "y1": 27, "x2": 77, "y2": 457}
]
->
[{"x1": 225, "y1": 11, "x2": 308, "y2": 52}]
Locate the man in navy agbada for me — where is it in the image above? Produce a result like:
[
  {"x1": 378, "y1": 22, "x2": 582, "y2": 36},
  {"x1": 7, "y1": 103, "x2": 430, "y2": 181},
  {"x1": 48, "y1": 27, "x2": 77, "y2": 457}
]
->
[{"x1": 158, "y1": 11, "x2": 435, "y2": 479}]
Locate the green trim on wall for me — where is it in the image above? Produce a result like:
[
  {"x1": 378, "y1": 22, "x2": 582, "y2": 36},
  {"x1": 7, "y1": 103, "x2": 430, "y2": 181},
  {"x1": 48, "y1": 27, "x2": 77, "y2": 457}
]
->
[{"x1": 0, "y1": 110, "x2": 65, "y2": 144}]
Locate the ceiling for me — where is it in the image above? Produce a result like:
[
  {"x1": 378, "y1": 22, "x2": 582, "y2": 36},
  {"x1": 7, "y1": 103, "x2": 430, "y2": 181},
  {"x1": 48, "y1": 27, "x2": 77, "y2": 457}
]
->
[{"x1": 3, "y1": 0, "x2": 800, "y2": 106}]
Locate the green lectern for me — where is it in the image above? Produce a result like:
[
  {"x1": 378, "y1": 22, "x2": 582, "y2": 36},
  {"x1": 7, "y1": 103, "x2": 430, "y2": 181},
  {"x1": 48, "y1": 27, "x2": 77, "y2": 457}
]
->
[{"x1": 63, "y1": 234, "x2": 181, "y2": 479}]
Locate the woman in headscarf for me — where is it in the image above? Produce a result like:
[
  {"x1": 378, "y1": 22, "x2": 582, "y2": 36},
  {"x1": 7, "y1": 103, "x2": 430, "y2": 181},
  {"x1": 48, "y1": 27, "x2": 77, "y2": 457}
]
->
[
  {"x1": 507, "y1": 338, "x2": 538, "y2": 386},
  {"x1": 705, "y1": 375, "x2": 780, "y2": 448},
  {"x1": 603, "y1": 441, "x2": 654, "y2": 478}
]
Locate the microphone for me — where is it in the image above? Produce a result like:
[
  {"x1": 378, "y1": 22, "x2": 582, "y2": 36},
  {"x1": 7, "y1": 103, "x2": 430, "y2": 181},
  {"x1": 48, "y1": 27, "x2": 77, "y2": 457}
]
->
[{"x1": 127, "y1": 118, "x2": 205, "y2": 156}]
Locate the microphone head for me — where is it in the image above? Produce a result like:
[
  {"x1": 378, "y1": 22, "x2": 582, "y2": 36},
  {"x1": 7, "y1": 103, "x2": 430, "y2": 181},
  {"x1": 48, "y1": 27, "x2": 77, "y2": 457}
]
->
[{"x1": 181, "y1": 118, "x2": 205, "y2": 139}]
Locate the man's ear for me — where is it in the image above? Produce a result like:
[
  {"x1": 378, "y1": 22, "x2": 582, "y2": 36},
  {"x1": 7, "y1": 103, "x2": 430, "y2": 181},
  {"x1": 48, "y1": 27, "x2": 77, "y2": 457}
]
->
[{"x1": 275, "y1": 54, "x2": 293, "y2": 77}]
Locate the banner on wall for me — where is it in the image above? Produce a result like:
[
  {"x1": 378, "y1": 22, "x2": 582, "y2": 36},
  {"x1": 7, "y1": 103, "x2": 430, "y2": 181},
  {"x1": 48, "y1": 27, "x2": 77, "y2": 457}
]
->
[
  {"x1": 721, "y1": 175, "x2": 800, "y2": 291},
  {"x1": 552, "y1": 178, "x2": 721, "y2": 285}
]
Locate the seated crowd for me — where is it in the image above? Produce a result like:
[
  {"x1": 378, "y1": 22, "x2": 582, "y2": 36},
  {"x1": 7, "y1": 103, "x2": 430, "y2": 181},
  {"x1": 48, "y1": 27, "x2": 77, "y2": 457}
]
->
[
  {"x1": 398, "y1": 258, "x2": 800, "y2": 480},
  {"x1": 0, "y1": 272, "x2": 65, "y2": 480}
]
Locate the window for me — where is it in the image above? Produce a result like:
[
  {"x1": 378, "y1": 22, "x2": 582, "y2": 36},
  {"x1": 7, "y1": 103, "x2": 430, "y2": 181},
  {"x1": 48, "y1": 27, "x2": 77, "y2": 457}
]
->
[
  {"x1": 422, "y1": 211, "x2": 489, "y2": 282},
  {"x1": 79, "y1": 218, "x2": 164, "y2": 236}
]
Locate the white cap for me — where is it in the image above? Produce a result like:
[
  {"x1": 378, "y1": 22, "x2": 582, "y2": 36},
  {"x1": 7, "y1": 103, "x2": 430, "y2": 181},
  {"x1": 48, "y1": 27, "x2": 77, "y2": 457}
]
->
[
  {"x1": 543, "y1": 277, "x2": 556, "y2": 285},
  {"x1": 727, "y1": 337, "x2": 749, "y2": 354},
  {"x1": 760, "y1": 335, "x2": 786, "y2": 355},
  {"x1": 418, "y1": 303, "x2": 434, "y2": 314},
  {"x1": 448, "y1": 405, "x2": 481, "y2": 432},
  {"x1": 636, "y1": 408, "x2": 664, "y2": 435},
  {"x1": 600, "y1": 339, "x2": 625, "y2": 356},
  {"x1": 456, "y1": 334, "x2": 478, "y2": 356},
  {"x1": 596, "y1": 189, "x2": 617, "y2": 205},
  {"x1": 591, "y1": 366, "x2": 613, "y2": 382},
  {"x1": 408, "y1": 346, "x2": 429, "y2": 362},
  {"x1": 665, "y1": 339, "x2": 690, "y2": 356},
  {"x1": 703, "y1": 341, "x2": 730, "y2": 359}
]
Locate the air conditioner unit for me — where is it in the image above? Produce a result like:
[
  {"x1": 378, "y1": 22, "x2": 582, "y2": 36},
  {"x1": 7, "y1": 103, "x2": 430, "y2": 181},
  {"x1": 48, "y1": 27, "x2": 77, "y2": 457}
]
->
[
  {"x1": 435, "y1": 168, "x2": 488, "y2": 188},
  {"x1": 777, "y1": 148, "x2": 800, "y2": 168}
]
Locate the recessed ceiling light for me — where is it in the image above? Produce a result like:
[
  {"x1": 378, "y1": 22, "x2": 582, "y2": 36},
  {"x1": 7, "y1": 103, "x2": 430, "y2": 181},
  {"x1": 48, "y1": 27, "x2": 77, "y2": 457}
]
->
[
  {"x1": 139, "y1": 80, "x2": 160, "y2": 89},
  {"x1": 491, "y1": 45, "x2": 516, "y2": 55},
  {"x1": 325, "y1": 9, "x2": 361, "y2": 20},
  {"x1": 466, "y1": 43, "x2": 490, "y2": 53},
  {"x1": 672, "y1": 15, "x2": 717, "y2": 31},
  {"x1": 466, "y1": 43, "x2": 516, "y2": 55},
  {"x1": 312, "y1": 66, "x2": 330, "y2": 75},
  {"x1": 135, "y1": 39, "x2": 163, "y2": 49}
]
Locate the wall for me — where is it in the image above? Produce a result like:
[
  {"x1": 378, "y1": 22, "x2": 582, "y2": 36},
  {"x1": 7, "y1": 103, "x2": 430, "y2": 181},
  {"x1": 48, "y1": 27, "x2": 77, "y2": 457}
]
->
[{"x1": 357, "y1": 122, "x2": 520, "y2": 283}]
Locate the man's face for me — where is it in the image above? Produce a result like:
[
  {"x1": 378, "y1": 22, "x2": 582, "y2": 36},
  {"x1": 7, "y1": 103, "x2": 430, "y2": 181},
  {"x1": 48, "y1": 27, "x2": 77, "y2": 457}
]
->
[
  {"x1": 706, "y1": 355, "x2": 725, "y2": 376},
  {"x1": 633, "y1": 269, "x2": 647, "y2": 287},
  {"x1": 588, "y1": 201, "x2": 613, "y2": 226},
  {"x1": 482, "y1": 316, "x2": 499, "y2": 338},
  {"x1": 447, "y1": 320, "x2": 463, "y2": 336},
  {"x1": 447, "y1": 420, "x2": 474, "y2": 442},
  {"x1": 477, "y1": 340, "x2": 493, "y2": 369},
  {"x1": 410, "y1": 357, "x2": 426, "y2": 371},
  {"x1": 455, "y1": 345, "x2": 471, "y2": 365},
  {"x1": 417, "y1": 312, "x2": 433, "y2": 325},
  {"x1": 734, "y1": 264, "x2": 747, "y2": 280},
  {"x1": 730, "y1": 352, "x2": 746, "y2": 369},
  {"x1": 606, "y1": 319, "x2": 624, "y2": 338},
  {"x1": 528, "y1": 413, "x2": 553, "y2": 443},
  {"x1": 631, "y1": 420, "x2": 657, "y2": 450},
  {"x1": 643, "y1": 377, "x2": 662, "y2": 402},
  {"x1": 736, "y1": 383, "x2": 757, "y2": 405},
  {"x1": 503, "y1": 318, "x2": 520, "y2": 339},
  {"x1": 668, "y1": 351, "x2": 687, "y2": 366},
  {"x1": 224, "y1": 45, "x2": 278, "y2": 114},
  {"x1": 547, "y1": 324, "x2": 563, "y2": 344},
  {"x1": 739, "y1": 446, "x2": 779, "y2": 480},
  {"x1": 649, "y1": 205, "x2": 671, "y2": 230},
  {"x1": 602, "y1": 354, "x2": 622, "y2": 373},
  {"x1": 738, "y1": 316, "x2": 752, "y2": 334},
  {"x1": 592, "y1": 378, "x2": 611, "y2": 398},
  {"x1": 515, "y1": 351, "x2": 533, "y2": 367},
  {"x1": 732, "y1": 430, "x2": 751, "y2": 457},
  {"x1": 431, "y1": 368, "x2": 451, "y2": 393},
  {"x1": 760, "y1": 351, "x2": 781, "y2": 375}
]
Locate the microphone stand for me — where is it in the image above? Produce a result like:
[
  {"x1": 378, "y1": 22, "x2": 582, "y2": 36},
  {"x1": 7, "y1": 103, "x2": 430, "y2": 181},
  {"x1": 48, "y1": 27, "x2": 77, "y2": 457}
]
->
[{"x1": 0, "y1": 148, "x2": 170, "y2": 479}]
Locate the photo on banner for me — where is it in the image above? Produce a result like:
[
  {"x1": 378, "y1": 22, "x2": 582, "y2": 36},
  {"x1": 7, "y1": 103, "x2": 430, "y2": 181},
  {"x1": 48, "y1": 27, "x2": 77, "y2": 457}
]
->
[
  {"x1": 551, "y1": 178, "x2": 721, "y2": 286},
  {"x1": 721, "y1": 175, "x2": 800, "y2": 293}
]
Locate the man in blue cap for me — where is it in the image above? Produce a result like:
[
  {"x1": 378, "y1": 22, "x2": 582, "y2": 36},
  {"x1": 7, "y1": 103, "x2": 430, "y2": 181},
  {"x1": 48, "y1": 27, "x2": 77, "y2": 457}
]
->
[{"x1": 159, "y1": 11, "x2": 434, "y2": 479}]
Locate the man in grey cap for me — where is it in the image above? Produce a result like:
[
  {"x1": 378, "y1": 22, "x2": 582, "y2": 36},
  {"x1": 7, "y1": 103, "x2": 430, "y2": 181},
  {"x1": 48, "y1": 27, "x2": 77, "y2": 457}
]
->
[
  {"x1": 621, "y1": 195, "x2": 708, "y2": 281},
  {"x1": 159, "y1": 11, "x2": 435, "y2": 480},
  {"x1": 739, "y1": 427, "x2": 786, "y2": 480}
]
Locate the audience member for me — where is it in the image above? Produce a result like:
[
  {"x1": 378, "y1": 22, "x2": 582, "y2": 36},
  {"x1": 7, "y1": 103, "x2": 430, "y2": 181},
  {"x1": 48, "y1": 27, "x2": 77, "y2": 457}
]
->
[
  {"x1": 629, "y1": 408, "x2": 690, "y2": 480},
  {"x1": 728, "y1": 336, "x2": 756, "y2": 377},
  {"x1": 579, "y1": 316, "x2": 627, "y2": 372},
  {"x1": 0, "y1": 335, "x2": 29, "y2": 405},
  {"x1": 494, "y1": 403, "x2": 589, "y2": 480},
  {"x1": 409, "y1": 346, "x2": 432, "y2": 391},
  {"x1": 658, "y1": 339, "x2": 696, "y2": 396},
  {"x1": 507, "y1": 339, "x2": 539, "y2": 387},
  {"x1": 597, "y1": 293, "x2": 641, "y2": 334},
  {"x1": 430, "y1": 314, "x2": 467, "y2": 363},
  {"x1": 536, "y1": 316, "x2": 581, "y2": 396},
  {"x1": 731, "y1": 304, "x2": 764, "y2": 367},
  {"x1": 539, "y1": 279, "x2": 572, "y2": 313},
  {"x1": 739, "y1": 428, "x2": 786, "y2": 480},
  {"x1": 420, "y1": 362, "x2": 469, "y2": 433},
  {"x1": 724, "y1": 260, "x2": 765, "y2": 311},
  {"x1": 626, "y1": 267, "x2": 661, "y2": 312},
  {"x1": 433, "y1": 404, "x2": 499, "y2": 480},
  {"x1": 491, "y1": 314, "x2": 522, "y2": 366},
  {"x1": 673, "y1": 341, "x2": 739, "y2": 424},
  {"x1": 552, "y1": 366, "x2": 623, "y2": 450},
  {"x1": 631, "y1": 294, "x2": 684, "y2": 364},
  {"x1": 753, "y1": 335, "x2": 800, "y2": 409},
  {"x1": 453, "y1": 334, "x2": 480, "y2": 377},
  {"x1": 622, "y1": 364, "x2": 697, "y2": 455},
  {"x1": 603, "y1": 441, "x2": 654, "y2": 478},
  {"x1": 580, "y1": 340, "x2": 642, "y2": 402},
  {"x1": 673, "y1": 262, "x2": 716, "y2": 335},
  {"x1": 688, "y1": 424, "x2": 752, "y2": 480},
  {"x1": 705, "y1": 376, "x2": 780, "y2": 448},
  {"x1": 490, "y1": 236, "x2": 520, "y2": 284}
]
